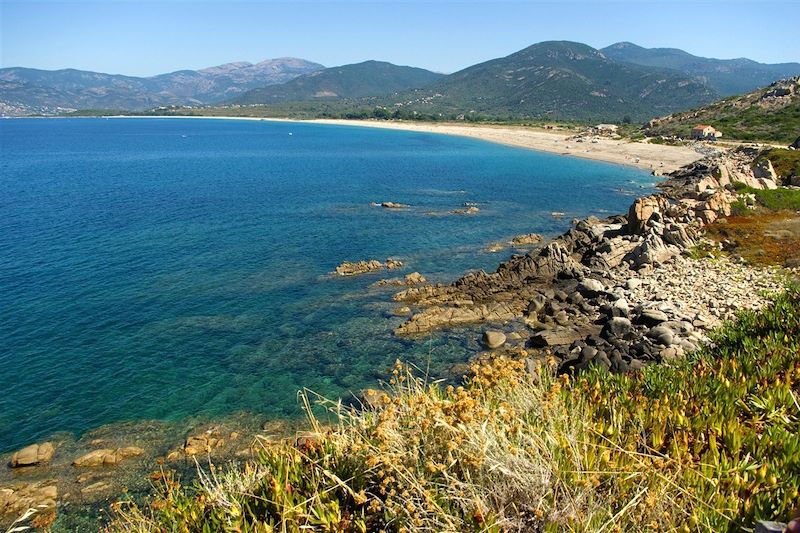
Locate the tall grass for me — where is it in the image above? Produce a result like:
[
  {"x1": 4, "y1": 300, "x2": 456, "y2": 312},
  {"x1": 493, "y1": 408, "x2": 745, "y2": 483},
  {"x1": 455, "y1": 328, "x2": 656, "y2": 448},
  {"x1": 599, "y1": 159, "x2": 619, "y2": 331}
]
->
[{"x1": 109, "y1": 286, "x2": 800, "y2": 532}]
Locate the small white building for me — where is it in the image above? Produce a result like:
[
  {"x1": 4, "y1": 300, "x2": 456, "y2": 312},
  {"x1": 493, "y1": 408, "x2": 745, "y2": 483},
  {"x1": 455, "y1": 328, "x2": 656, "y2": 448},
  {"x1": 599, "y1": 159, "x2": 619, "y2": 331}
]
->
[
  {"x1": 595, "y1": 124, "x2": 619, "y2": 134},
  {"x1": 691, "y1": 124, "x2": 722, "y2": 140}
]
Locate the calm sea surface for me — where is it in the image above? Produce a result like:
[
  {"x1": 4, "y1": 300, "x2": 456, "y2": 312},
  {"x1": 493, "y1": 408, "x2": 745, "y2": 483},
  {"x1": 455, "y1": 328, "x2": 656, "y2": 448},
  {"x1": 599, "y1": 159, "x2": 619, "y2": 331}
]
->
[{"x1": 0, "y1": 118, "x2": 652, "y2": 452}]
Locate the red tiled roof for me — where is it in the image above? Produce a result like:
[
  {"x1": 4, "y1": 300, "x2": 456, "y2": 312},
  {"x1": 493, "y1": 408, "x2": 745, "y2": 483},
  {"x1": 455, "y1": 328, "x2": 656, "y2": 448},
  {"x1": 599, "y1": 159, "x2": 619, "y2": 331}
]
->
[{"x1": 692, "y1": 125, "x2": 713, "y2": 130}]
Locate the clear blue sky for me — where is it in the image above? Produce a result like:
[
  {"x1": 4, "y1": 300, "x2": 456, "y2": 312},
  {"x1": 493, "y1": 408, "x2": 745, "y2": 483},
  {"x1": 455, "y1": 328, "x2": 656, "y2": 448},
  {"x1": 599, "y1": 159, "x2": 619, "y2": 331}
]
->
[{"x1": 2, "y1": 0, "x2": 798, "y2": 76}]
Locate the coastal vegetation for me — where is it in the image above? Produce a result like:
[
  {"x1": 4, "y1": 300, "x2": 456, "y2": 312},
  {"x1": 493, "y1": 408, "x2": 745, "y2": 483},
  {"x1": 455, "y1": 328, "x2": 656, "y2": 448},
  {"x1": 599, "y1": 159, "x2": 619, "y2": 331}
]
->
[
  {"x1": 756, "y1": 149, "x2": 800, "y2": 183},
  {"x1": 644, "y1": 77, "x2": 800, "y2": 145},
  {"x1": 707, "y1": 180, "x2": 800, "y2": 268},
  {"x1": 109, "y1": 286, "x2": 800, "y2": 532}
]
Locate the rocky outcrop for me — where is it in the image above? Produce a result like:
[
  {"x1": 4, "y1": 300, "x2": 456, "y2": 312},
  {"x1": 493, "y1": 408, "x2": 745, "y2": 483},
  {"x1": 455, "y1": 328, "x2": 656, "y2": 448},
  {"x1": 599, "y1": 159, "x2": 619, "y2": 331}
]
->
[
  {"x1": 753, "y1": 159, "x2": 778, "y2": 182},
  {"x1": 662, "y1": 146, "x2": 779, "y2": 194},
  {"x1": 72, "y1": 446, "x2": 143, "y2": 467},
  {"x1": 511, "y1": 233, "x2": 543, "y2": 246},
  {"x1": 627, "y1": 195, "x2": 671, "y2": 234},
  {"x1": 166, "y1": 426, "x2": 241, "y2": 459},
  {"x1": 374, "y1": 272, "x2": 427, "y2": 287},
  {"x1": 389, "y1": 144, "x2": 784, "y2": 372},
  {"x1": 376, "y1": 202, "x2": 410, "y2": 209},
  {"x1": 450, "y1": 206, "x2": 480, "y2": 215},
  {"x1": 335, "y1": 259, "x2": 403, "y2": 276},
  {"x1": 0, "y1": 482, "x2": 57, "y2": 521},
  {"x1": 9, "y1": 442, "x2": 55, "y2": 468},
  {"x1": 396, "y1": 301, "x2": 524, "y2": 335}
]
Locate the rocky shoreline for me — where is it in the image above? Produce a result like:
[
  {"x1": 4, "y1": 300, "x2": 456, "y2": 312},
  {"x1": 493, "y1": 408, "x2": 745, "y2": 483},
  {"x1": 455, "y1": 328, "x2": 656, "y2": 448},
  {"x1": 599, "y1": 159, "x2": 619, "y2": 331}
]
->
[
  {"x1": 391, "y1": 144, "x2": 789, "y2": 374},
  {"x1": 0, "y1": 412, "x2": 305, "y2": 530},
  {"x1": 1, "y1": 143, "x2": 794, "y2": 529}
]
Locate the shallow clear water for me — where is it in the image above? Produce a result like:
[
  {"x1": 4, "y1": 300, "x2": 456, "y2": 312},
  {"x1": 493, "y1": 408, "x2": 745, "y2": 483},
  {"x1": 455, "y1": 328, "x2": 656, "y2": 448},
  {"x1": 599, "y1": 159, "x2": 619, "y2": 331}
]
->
[{"x1": 0, "y1": 117, "x2": 652, "y2": 452}]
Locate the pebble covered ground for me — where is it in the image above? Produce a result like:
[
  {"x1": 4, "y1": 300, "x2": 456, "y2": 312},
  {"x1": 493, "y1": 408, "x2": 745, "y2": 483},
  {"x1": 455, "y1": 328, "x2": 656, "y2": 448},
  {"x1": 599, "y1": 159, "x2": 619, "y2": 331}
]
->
[{"x1": 610, "y1": 249, "x2": 788, "y2": 328}]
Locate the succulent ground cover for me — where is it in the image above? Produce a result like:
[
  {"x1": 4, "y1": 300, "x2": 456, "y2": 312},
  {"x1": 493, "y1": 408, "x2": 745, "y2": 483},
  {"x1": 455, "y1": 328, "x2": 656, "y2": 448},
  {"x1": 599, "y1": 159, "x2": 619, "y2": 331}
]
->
[{"x1": 108, "y1": 286, "x2": 800, "y2": 532}]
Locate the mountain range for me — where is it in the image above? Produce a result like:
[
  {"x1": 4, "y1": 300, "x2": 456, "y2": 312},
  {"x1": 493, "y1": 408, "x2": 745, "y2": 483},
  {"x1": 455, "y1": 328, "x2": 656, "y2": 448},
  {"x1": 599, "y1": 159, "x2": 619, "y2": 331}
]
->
[
  {"x1": 2, "y1": 41, "x2": 799, "y2": 122},
  {"x1": 234, "y1": 61, "x2": 444, "y2": 104},
  {"x1": 0, "y1": 58, "x2": 324, "y2": 115},
  {"x1": 384, "y1": 41, "x2": 718, "y2": 122},
  {"x1": 601, "y1": 42, "x2": 800, "y2": 96}
]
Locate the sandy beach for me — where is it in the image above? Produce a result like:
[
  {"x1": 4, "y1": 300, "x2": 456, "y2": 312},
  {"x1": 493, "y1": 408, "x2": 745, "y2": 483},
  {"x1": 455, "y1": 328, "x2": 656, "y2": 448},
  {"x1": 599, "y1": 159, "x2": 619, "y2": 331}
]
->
[
  {"x1": 111, "y1": 115, "x2": 705, "y2": 173},
  {"x1": 304, "y1": 119, "x2": 705, "y2": 173}
]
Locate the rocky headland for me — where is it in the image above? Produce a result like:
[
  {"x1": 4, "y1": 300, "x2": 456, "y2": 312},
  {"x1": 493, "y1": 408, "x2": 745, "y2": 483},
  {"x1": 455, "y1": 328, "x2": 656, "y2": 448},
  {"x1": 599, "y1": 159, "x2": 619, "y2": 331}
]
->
[
  {"x1": 391, "y1": 144, "x2": 790, "y2": 374},
  {"x1": 335, "y1": 258, "x2": 404, "y2": 276}
]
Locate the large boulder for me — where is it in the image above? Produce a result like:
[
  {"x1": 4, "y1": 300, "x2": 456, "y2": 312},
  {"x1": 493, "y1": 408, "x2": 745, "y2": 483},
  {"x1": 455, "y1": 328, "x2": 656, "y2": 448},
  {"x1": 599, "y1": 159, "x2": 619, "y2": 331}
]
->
[
  {"x1": 482, "y1": 330, "x2": 507, "y2": 349},
  {"x1": 753, "y1": 159, "x2": 777, "y2": 181},
  {"x1": 647, "y1": 325, "x2": 675, "y2": 346},
  {"x1": 627, "y1": 195, "x2": 669, "y2": 234},
  {"x1": 601, "y1": 317, "x2": 632, "y2": 339},
  {"x1": 9, "y1": 442, "x2": 55, "y2": 468},
  {"x1": 637, "y1": 309, "x2": 669, "y2": 327},
  {"x1": 627, "y1": 232, "x2": 678, "y2": 267},
  {"x1": 578, "y1": 278, "x2": 605, "y2": 297},
  {"x1": 710, "y1": 164, "x2": 732, "y2": 189},
  {"x1": 529, "y1": 327, "x2": 587, "y2": 347}
]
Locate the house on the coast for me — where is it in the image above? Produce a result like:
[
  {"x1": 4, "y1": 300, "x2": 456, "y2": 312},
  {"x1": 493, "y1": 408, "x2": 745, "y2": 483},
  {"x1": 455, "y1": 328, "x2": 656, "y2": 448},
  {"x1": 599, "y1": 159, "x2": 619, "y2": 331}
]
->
[
  {"x1": 595, "y1": 124, "x2": 619, "y2": 134},
  {"x1": 691, "y1": 124, "x2": 723, "y2": 140}
]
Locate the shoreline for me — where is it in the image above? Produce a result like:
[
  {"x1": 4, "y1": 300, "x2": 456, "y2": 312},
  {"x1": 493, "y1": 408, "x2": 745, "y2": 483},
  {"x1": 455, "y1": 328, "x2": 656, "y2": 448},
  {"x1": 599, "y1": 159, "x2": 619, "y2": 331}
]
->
[
  {"x1": 1, "y1": 122, "x2": 792, "y2": 529},
  {"x1": 99, "y1": 114, "x2": 705, "y2": 173}
]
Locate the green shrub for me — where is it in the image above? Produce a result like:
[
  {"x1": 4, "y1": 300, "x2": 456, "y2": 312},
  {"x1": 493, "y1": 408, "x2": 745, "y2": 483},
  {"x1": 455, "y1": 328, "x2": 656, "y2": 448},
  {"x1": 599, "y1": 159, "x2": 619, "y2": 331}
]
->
[
  {"x1": 730, "y1": 200, "x2": 750, "y2": 216},
  {"x1": 757, "y1": 148, "x2": 800, "y2": 181},
  {"x1": 752, "y1": 188, "x2": 800, "y2": 211}
]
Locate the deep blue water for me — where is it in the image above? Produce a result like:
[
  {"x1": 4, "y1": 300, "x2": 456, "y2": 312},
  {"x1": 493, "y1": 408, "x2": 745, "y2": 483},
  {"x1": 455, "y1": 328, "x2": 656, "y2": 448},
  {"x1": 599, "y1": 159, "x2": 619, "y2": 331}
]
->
[{"x1": 0, "y1": 118, "x2": 652, "y2": 452}]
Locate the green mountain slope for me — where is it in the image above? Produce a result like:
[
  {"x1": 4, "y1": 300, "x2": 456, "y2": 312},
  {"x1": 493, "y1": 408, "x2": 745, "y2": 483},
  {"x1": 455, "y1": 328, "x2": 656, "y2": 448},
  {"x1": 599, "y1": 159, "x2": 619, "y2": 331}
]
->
[
  {"x1": 388, "y1": 41, "x2": 719, "y2": 122},
  {"x1": 645, "y1": 76, "x2": 800, "y2": 143},
  {"x1": 601, "y1": 42, "x2": 800, "y2": 96},
  {"x1": 602, "y1": 42, "x2": 800, "y2": 96},
  {"x1": 233, "y1": 61, "x2": 444, "y2": 104}
]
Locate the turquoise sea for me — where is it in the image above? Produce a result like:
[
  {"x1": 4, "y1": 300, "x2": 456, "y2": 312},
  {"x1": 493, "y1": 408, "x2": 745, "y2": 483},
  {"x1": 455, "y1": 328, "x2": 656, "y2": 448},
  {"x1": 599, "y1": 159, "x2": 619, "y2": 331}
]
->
[{"x1": 0, "y1": 118, "x2": 653, "y2": 452}]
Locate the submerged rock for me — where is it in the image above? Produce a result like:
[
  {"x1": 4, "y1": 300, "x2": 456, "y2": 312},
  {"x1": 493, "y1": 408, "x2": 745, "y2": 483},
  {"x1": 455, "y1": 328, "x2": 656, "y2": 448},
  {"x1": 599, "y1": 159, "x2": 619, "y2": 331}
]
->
[
  {"x1": 378, "y1": 202, "x2": 410, "y2": 209},
  {"x1": 511, "y1": 233, "x2": 543, "y2": 246},
  {"x1": 72, "y1": 446, "x2": 143, "y2": 467},
  {"x1": 0, "y1": 482, "x2": 57, "y2": 521},
  {"x1": 450, "y1": 206, "x2": 480, "y2": 215},
  {"x1": 374, "y1": 272, "x2": 425, "y2": 287},
  {"x1": 184, "y1": 429, "x2": 224, "y2": 456}
]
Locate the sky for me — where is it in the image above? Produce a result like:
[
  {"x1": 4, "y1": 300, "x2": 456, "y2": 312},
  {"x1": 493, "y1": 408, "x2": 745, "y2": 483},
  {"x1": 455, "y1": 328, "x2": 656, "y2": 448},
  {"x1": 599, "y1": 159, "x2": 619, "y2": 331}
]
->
[{"x1": 2, "y1": 0, "x2": 799, "y2": 76}]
